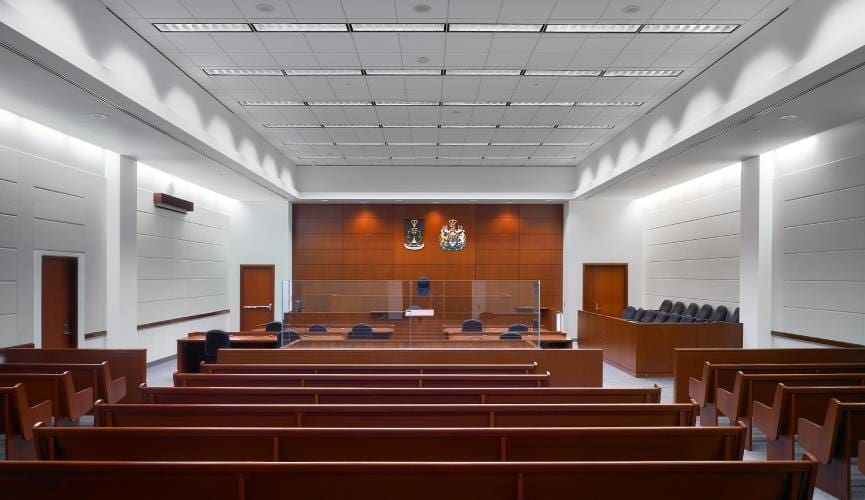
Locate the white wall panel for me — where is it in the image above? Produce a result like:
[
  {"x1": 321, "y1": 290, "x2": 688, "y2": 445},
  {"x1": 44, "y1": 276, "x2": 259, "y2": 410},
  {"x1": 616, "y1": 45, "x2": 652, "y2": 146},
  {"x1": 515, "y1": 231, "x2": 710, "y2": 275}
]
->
[
  {"x1": 0, "y1": 179, "x2": 16, "y2": 215},
  {"x1": 0, "y1": 214, "x2": 16, "y2": 247},
  {"x1": 646, "y1": 234, "x2": 739, "y2": 262},
  {"x1": 0, "y1": 147, "x2": 18, "y2": 181},
  {"x1": 646, "y1": 188, "x2": 740, "y2": 230},
  {"x1": 646, "y1": 211, "x2": 740, "y2": 246},
  {"x1": 32, "y1": 187, "x2": 86, "y2": 225},
  {"x1": 645, "y1": 278, "x2": 740, "y2": 304},
  {"x1": 783, "y1": 251, "x2": 865, "y2": 282},
  {"x1": 779, "y1": 307, "x2": 864, "y2": 345},
  {"x1": 646, "y1": 257, "x2": 739, "y2": 280},
  {"x1": 0, "y1": 281, "x2": 16, "y2": 315},
  {"x1": 32, "y1": 219, "x2": 86, "y2": 253},
  {"x1": 783, "y1": 186, "x2": 865, "y2": 227},
  {"x1": 782, "y1": 219, "x2": 865, "y2": 253},
  {"x1": 783, "y1": 281, "x2": 865, "y2": 315},
  {"x1": 0, "y1": 249, "x2": 16, "y2": 281},
  {"x1": 776, "y1": 154, "x2": 865, "y2": 200}
]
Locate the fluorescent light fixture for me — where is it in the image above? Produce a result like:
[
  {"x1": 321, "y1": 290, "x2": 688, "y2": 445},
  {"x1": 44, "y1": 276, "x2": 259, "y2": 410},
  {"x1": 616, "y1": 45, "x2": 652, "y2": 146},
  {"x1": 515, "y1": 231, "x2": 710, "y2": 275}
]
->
[
  {"x1": 382, "y1": 124, "x2": 438, "y2": 128},
  {"x1": 336, "y1": 142, "x2": 385, "y2": 146},
  {"x1": 284, "y1": 69, "x2": 363, "y2": 76},
  {"x1": 449, "y1": 24, "x2": 543, "y2": 32},
  {"x1": 440, "y1": 124, "x2": 497, "y2": 128},
  {"x1": 603, "y1": 69, "x2": 682, "y2": 77},
  {"x1": 545, "y1": 24, "x2": 640, "y2": 33},
  {"x1": 439, "y1": 142, "x2": 489, "y2": 146},
  {"x1": 154, "y1": 23, "x2": 250, "y2": 32},
  {"x1": 442, "y1": 101, "x2": 507, "y2": 106},
  {"x1": 492, "y1": 142, "x2": 541, "y2": 146},
  {"x1": 307, "y1": 100, "x2": 371, "y2": 106},
  {"x1": 446, "y1": 69, "x2": 523, "y2": 76},
  {"x1": 557, "y1": 124, "x2": 614, "y2": 129},
  {"x1": 541, "y1": 142, "x2": 593, "y2": 146},
  {"x1": 366, "y1": 69, "x2": 443, "y2": 76},
  {"x1": 253, "y1": 23, "x2": 347, "y2": 32},
  {"x1": 325, "y1": 124, "x2": 380, "y2": 128},
  {"x1": 240, "y1": 100, "x2": 304, "y2": 106},
  {"x1": 575, "y1": 100, "x2": 643, "y2": 106},
  {"x1": 523, "y1": 69, "x2": 600, "y2": 77},
  {"x1": 345, "y1": 156, "x2": 391, "y2": 160},
  {"x1": 388, "y1": 142, "x2": 437, "y2": 146},
  {"x1": 263, "y1": 124, "x2": 322, "y2": 128},
  {"x1": 640, "y1": 24, "x2": 738, "y2": 33},
  {"x1": 510, "y1": 101, "x2": 575, "y2": 106},
  {"x1": 485, "y1": 156, "x2": 530, "y2": 160},
  {"x1": 499, "y1": 124, "x2": 553, "y2": 128},
  {"x1": 204, "y1": 68, "x2": 283, "y2": 76},
  {"x1": 391, "y1": 156, "x2": 437, "y2": 160},
  {"x1": 283, "y1": 142, "x2": 334, "y2": 145},
  {"x1": 376, "y1": 101, "x2": 440, "y2": 106},
  {"x1": 351, "y1": 23, "x2": 444, "y2": 32}
]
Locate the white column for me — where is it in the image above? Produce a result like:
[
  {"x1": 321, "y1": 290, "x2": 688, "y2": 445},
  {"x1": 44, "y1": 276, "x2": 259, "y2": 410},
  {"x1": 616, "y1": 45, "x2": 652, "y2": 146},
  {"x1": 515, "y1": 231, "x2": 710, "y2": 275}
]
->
[
  {"x1": 739, "y1": 155, "x2": 774, "y2": 347},
  {"x1": 105, "y1": 154, "x2": 138, "y2": 348}
]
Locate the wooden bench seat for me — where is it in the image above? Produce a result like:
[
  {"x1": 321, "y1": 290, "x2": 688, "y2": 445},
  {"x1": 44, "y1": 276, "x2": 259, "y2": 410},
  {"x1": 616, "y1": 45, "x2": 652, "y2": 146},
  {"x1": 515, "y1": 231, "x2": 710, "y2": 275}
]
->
[
  {"x1": 34, "y1": 426, "x2": 745, "y2": 462},
  {"x1": 0, "y1": 372, "x2": 93, "y2": 424},
  {"x1": 95, "y1": 403, "x2": 698, "y2": 428},
  {"x1": 689, "y1": 362, "x2": 865, "y2": 424},
  {"x1": 752, "y1": 385, "x2": 865, "y2": 460},
  {"x1": 0, "y1": 461, "x2": 817, "y2": 500},
  {"x1": 173, "y1": 372, "x2": 551, "y2": 388},
  {"x1": 798, "y1": 399, "x2": 865, "y2": 500},
  {"x1": 0, "y1": 362, "x2": 126, "y2": 404},
  {"x1": 0, "y1": 384, "x2": 52, "y2": 460},
  {"x1": 141, "y1": 385, "x2": 662, "y2": 405},
  {"x1": 200, "y1": 362, "x2": 539, "y2": 375},
  {"x1": 716, "y1": 372, "x2": 865, "y2": 448}
]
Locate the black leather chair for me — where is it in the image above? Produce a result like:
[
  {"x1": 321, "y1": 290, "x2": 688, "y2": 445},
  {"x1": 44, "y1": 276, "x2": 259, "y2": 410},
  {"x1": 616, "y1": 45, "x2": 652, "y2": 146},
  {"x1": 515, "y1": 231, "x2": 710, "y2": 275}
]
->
[
  {"x1": 694, "y1": 304, "x2": 714, "y2": 323},
  {"x1": 508, "y1": 323, "x2": 529, "y2": 332},
  {"x1": 679, "y1": 315, "x2": 696, "y2": 323},
  {"x1": 621, "y1": 306, "x2": 637, "y2": 320},
  {"x1": 671, "y1": 301, "x2": 685, "y2": 315},
  {"x1": 653, "y1": 311, "x2": 669, "y2": 323},
  {"x1": 265, "y1": 321, "x2": 283, "y2": 332},
  {"x1": 416, "y1": 276, "x2": 431, "y2": 297},
  {"x1": 728, "y1": 307, "x2": 740, "y2": 323},
  {"x1": 632, "y1": 308, "x2": 646, "y2": 322},
  {"x1": 349, "y1": 323, "x2": 374, "y2": 340},
  {"x1": 684, "y1": 303, "x2": 699, "y2": 317},
  {"x1": 640, "y1": 310, "x2": 656, "y2": 323},
  {"x1": 284, "y1": 330, "x2": 301, "y2": 344},
  {"x1": 658, "y1": 300, "x2": 673, "y2": 313},
  {"x1": 499, "y1": 331, "x2": 523, "y2": 340},
  {"x1": 308, "y1": 324, "x2": 328, "y2": 333},
  {"x1": 666, "y1": 313, "x2": 682, "y2": 323},
  {"x1": 461, "y1": 319, "x2": 482, "y2": 332},
  {"x1": 709, "y1": 305, "x2": 729, "y2": 322},
  {"x1": 203, "y1": 330, "x2": 230, "y2": 364}
]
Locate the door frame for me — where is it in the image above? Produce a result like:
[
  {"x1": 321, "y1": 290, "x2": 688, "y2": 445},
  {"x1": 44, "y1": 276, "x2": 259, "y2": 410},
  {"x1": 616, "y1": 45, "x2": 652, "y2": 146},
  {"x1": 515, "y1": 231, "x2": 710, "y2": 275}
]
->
[
  {"x1": 239, "y1": 264, "x2": 276, "y2": 330},
  {"x1": 582, "y1": 262, "x2": 628, "y2": 312},
  {"x1": 33, "y1": 251, "x2": 86, "y2": 348}
]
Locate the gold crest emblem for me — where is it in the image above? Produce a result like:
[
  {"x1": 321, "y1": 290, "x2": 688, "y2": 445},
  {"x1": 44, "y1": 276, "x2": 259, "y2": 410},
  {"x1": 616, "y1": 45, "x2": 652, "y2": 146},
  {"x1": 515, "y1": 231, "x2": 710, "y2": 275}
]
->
[{"x1": 439, "y1": 218, "x2": 466, "y2": 251}]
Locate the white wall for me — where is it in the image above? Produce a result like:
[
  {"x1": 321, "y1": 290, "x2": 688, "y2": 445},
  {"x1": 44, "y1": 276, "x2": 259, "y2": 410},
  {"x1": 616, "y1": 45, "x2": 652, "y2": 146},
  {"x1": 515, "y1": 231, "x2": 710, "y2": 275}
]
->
[
  {"x1": 640, "y1": 165, "x2": 742, "y2": 315},
  {"x1": 0, "y1": 108, "x2": 107, "y2": 348},
  {"x1": 563, "y1": 199, "x2": 644, "y2": 338},
  {"x1": 772, "y1": 120, "x2": 865, "y2": 346}
]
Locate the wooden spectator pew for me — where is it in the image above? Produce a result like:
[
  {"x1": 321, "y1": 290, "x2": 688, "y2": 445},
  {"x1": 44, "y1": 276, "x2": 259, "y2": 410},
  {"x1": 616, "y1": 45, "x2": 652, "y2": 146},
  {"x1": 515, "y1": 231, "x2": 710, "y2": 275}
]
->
[
  {"x1": 0, "y1": 362, "x2": 125, "y2": 404},
  {"x1": 798, "y1": 399, "x2": 865, "y2": 500},
  {"x1": 0, "y1": 372, "x2": 92, "y2": 424},
  {"x1": 0, "y1": 348, "x2": 146, "y2": 403},
  {"x1": 689, "y1": 362, "x2": 865, "y2": 424},
  {"x1": 35, "y1": 426, "x2": 745, "y2": 462},
  {"x1": 141, "y1": 385, "x2": 662, "y2": 405},
  {"x1": 215, "y1": 348, "x2": 603, "y2": 387},
  {"x1": 200, "y1": 362, "x2": 539, "y2": 375},
  {"x1": 173, "y1": 372, "x2": 552, "y2": 388},
  {"x1": 753, "y1": 385, "x2": 865, "y2": 460},
  {"x1": 0, "y1": 384, "x2": 52, "y2": 460},
  {"x1": 673, "y1": 347, "x2": 865, "y2": 403},
  {"x1": 95, "y1": 403, "x2": 699, "y2": 428},
  {"x1": 0, "y1": 461, "x2": 818, "y2": 500}
]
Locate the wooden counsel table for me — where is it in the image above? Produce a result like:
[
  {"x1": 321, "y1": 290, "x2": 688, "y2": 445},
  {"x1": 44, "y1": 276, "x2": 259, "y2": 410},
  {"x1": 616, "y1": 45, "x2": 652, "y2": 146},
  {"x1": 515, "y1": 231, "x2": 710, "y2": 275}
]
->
[
  {"x1": 287, "y1": 327, "x2": 394, "y2": 336},
  {"x1": 445, "y1": 330, "x2": 573, "y2": 349},
  {"x1": 178, "y1": 332, "x2": 280, "y2": 373}
]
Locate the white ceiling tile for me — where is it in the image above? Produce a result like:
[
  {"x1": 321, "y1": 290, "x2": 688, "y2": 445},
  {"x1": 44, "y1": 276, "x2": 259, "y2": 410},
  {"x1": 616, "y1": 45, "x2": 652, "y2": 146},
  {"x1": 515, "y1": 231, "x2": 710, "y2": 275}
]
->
[
  {"x1": 601, "y1": 0, "x2": 664, "y2": 20},
  {"x1": 534, "y1": 35, "x2": 587, "y2": 53},
  {"x1": 399, "y1": 34, "x2": 446, "y2": 52},
  {"x1": 352, "y1": 33, "x2": 400, "y2": 52},
  {"x1": 233, "y1": 0, "x2": 296, "y2": 18},
  {"x1": 163, "y1": 33, "x2": 222, "y2": 52},
  {"x1": 499, "y1": 0, "x2": 556, "y2": 22},
  {"x1": 315, "y1": 52, "x2": 362, "y2": 66},
  {"x1": 401, "y1": 53, "x2": 444, "y2": 67},
  {"x1": 653, "y1": 0, "x2": 716, "y2": 19},
  {"x1": 228, "y1": 52, "x2": 278, "y2": 66},
  {"x1": 567, "y1": 53, "x2": 617, "y2": 67},
  {"x1": 287, "y1": 0, "x2": 346, "y2": 19},
  {"x1": 341, "y1": 0, "x2": 397, "y2": 19},
  {"x1": 448, "y1": 0, "x2": 504, "y2": 20},
  {"x1": 184, "y1": 52, "x2": 236, "y2": 65},
  {"x1": 621, "y1": 36, "x2": 677, "y2": 54},
  {"x1": 488, "y1": 35, "x2": 541, "y2": 54},
  {"x1": 258, "y1": 33, "x2": 313, "y2": 52},
  {"x1": 526, "y1": 52, "x2": 575, "y2": 68},
  {"x1": 291, "y1": 78, "x2": 340, "y2": 98},
  {"x1": 444, "y1": 52, "x2": 489, "y2": 67},
  {"x1": 211, "y1": 75, "x2": 260, "y2": 90},
  {"x1": 125, "y1": 0, "x2": 190, "y2": 17},
  {"x1": 341, "y1": 107, "x2": 380, "y2": 122},
  {"x1": 666, "y1": 35, "x2": 724, "y2": 53},
  {"x1": 548, "y1": 0, "x2": 610, "y2": 19},
  {"x1": 652, "y1": 51, "x2": 704, "y2": 67},
  {"x1": 445, "y1": 34, "x2": 494, "y2": 52},
  {"x1": 272, "y1": 52, "x2": 321, "y2": 66},
  {"x1": 358, "y1": 52, "x2": 404, "y2": 67},
  {"x1": 304, "y1": 33, "x2": 356, "y2": 52},
  {"x1": 395, "y1": 0, "x2": 448, "y2": 19},
  {"x1": 579, "y1": 35, "x2": 633, "y2": 54},
  {"x1": 179, "y1": 0, "x2": 241, "y2": 17},
  {"x1": 703, "y1": 0, "x2": 773, "y2": 20},
  {"x1": 610, "y1": 53, "x2": 658, "y2": 67},
  {"x1": 485, "y1": 52, "x2": 530, "y2": 67},
  {"x1": 164, "y1": 52, "x2": 194, "y2": 66},
  {"x1": 101, "y1": 0, "x2": 142, "y2": 18}
]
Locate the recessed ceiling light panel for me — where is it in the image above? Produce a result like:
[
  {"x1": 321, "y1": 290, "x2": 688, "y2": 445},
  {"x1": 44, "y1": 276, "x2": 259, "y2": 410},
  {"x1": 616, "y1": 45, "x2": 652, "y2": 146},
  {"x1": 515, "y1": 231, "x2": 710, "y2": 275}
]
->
[
  {"x1": 603, "y1": 69, "x2": 682, "y2": 77},
  {"x1": 449, "y1": 24, "x2": 543, "y2": 32},
  {"x1": 240, "y1": 99, "x2": 304, "y2": 106},
  {"x1": 284, "y1": 69, "x2": 363, "y2": 76},
  {"x1": 253, "y1": 23, "x2": 347, "y2": 32},
  {"x1": 556, "y1": 124, "x2": 614, "y2": 129},
  {"x1": 154, "y1": 23, "x2": 251, "y2": 32},
  {"x1": 366, "y1": 69, "x2": 443, "y2": 75},
  {"x1": 442, "y1": 101, "x2": 508, "y2": 106},
  {"x1": 446, "y1": 69, "x2": 523, "y2": 76},
  {"x1": 307, "y1": 100, "x2": 372, "y2": 106},
  {"x1": 376, "y1": 101, "x2": 440, "y2": 106},
  {"x1": 545, "y1": 24, "x2": 640, "y2": 33},
  {"x1": 575, "y1": 100, "x2": 643, "y2": 106},
  {"x1": 351, "y1": 23, "x2": 444, "y2": 31},
  {"x1": 204, "y1": 68, "x2": 284, "y2": 76},
  {"x1": 640, "y1": 24, "x2": 738, "y2": 33},
  {"x1": 523, "y1": 69, "x2": 601, "y2": 76},
  {"x1": 510, "y1": 101, "x2": 575, "y2": 106}
]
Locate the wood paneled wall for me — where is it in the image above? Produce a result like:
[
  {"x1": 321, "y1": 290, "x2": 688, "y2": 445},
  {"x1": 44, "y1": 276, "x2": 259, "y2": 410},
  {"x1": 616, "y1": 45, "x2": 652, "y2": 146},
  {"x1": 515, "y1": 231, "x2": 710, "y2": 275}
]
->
[{"x1": 293, "y1": 204, "x2": 563, "y2": 310}]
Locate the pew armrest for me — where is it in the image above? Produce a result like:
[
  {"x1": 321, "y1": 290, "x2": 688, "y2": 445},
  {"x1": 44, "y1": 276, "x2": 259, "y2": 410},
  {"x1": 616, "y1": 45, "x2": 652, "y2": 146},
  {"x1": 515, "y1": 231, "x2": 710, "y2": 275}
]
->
[
  {"x1": 26, "y1": 400, "x2": 53, "y2": 440},
  {"x1": 797, "y1": 417, "x2": 830, "y2": 464},
  {"x1": 688, "y1": 377, "x2": 707, "y2": 406},
  {"x1": 108, "y1": 376, "x2": 127, "y2": 403},
  {"x1": 73, "y1": 387, "x2": 95, "y2": 419},
  {"x1": 716, "y1": 387, "x2": 735, "y2": 419},
  {"x1": 752, "y1": 400, "x2": 779, "y2": 440}
]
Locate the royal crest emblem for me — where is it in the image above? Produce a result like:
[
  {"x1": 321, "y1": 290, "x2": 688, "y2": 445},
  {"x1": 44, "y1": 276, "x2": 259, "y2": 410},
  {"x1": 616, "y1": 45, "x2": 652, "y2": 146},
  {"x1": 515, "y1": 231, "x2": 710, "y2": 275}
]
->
[
  {"x1": 439, "y1": 218, "x2": 467, "y2": 251},
  {"x1": 403, "y1": 218, "x2": 425, "y2": 250}
]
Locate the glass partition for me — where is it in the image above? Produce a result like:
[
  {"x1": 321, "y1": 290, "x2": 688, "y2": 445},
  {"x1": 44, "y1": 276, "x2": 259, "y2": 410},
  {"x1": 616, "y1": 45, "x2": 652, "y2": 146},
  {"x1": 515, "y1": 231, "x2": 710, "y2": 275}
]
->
[{"x1": 280, "y1": 280, "x2": 542, "y2": 348}]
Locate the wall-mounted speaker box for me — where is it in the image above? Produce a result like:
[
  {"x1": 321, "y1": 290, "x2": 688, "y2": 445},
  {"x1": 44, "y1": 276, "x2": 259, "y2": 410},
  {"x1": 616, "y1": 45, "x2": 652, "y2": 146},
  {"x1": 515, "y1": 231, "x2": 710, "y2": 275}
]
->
[{"x1": 153, "y1": 193, "x2": 194, "y2": 213}]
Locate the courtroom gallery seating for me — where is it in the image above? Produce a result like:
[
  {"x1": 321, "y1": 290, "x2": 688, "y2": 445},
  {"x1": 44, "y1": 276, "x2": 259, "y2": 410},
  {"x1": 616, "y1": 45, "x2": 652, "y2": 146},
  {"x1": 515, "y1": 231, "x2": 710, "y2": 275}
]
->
[
  {"x1": 797, "y1": 399, "x2": 865, "y2": 500},
  {"x1": 633, "y1": 307, "x2": 646, "y2": 322},
  {"x1": 653, "y1": 311, "x2": 669, "y2": 323},
  {"x1": 461, "y1": 319, "x2": 483, "y2": 332},
  {"x1": 0, "y1": 361, "x2": 126, "y2": 404},
  {"x1": 667, "y1": 313, "x2": 682, "y2": 323},
  {"x1": 0, "y1": 384, "x2": 52, "y2": 459},
  {"x1": 671, "y1": 301, "x2": 685, "y2": 315},
  {"x1": 658, "y1": 299, "x2": 673, "y2": 313},
  {"x1": 640, "y1": 309, "x2": 656, "y2": 323},
  {"x1": 203, "y1": 330, "x2": 230, "y2": 364},
  {"x1": 694, "y1": 304, "x2": 714, "y2": 322},
  {"x1": 620, "y1": 306, "x2": 636, "y2": 320},
  {"x1": 507, "y1": 323, "x2": 529, "y2": 332},
  {"x1": 0, "y1": 372, "x2": 93, "y2": 424},
  {"x1": 349, "y1": 323, "x2": 374, "y2": 340},
  {"x1": 499, "y1": 331, "x2": 523, "y2": 340},
  {"x1": 684, "y1": 302, "x2": 699, "y2": 317}
]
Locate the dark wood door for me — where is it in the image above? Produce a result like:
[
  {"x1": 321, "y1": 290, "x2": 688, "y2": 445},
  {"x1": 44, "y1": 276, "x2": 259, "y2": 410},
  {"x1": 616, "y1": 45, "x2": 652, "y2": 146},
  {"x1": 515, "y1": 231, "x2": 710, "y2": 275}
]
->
[
  {"x1": 583, "y1": 264, "x2": 628, "y2": 317},
  {"x1": 41, "y1": 256, "x2": 77, "y2": 348},
  {"x1": 240, "y1": 265, "x2": 275, "y2": 331}
]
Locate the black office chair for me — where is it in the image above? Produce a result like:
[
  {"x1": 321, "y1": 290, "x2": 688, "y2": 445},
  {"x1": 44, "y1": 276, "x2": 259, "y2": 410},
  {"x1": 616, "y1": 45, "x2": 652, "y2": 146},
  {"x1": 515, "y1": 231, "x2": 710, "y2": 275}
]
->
[
  {"x1": 621, "y1": 306, "x2": 637, "y2": 320},
  {"x1": 684, "y1": 303, "x2": 699, "y2": 317},
  {"x1": 653, "y1": 311, "x2": 669, "y2": 323},
  {"x1": 666, "y1": 313, "x2": 682, "y2": 323},
  {"x1": 508, "y1": 323, "x2": 529, "y2": 332},
  {"x1": 640, "y1": 310, "x2": 657, "y2": 323},
  {"x1": 658, "y1": 300, "x2": 673, "y2": 313},
  {"x1": 709, "y1": 305, "x2": 729, "y2": 322},
  {"x1": 284, "y1": 330, "x2": 301, "y2": 345},
  {"x1": 203, "y1": 330, "x2": 230, "y2": 364},
  {"x1": 349, "y1": 323, "x2": 374, "y2": 340},
  {"x1": 632, "y1": 308, "x2": 646, "y2": 322},
  {"x1": 671, "y1": 301, "x2": 685, "y2": 316},
  {"x1": 694, "y1": 304, "x2": 714, "y2": 323},
  {"x1": 461, "y1": 319, "x2": 482, "y2": 332},
  {"x1": 499, "y1": 331, "x2": 523, "y2": 340},
  {"x1": 264, "y1": 321, "x2": 283, "y2": 332},
  {"x1": 728, "y1": 307, "x2": 740, "y2": 323},
  {"x1": 416, "y1": 276, "x2": 431, "y2": 296},
  {"x1": 679, "y1": 315, "x2": 696, "y2": 324},
  {"x1": 308, "y1": 324, "x2": 327, "y2": 333},
  {"x1": 531, "y1": 318, "x2": 540, "y2": 330}
]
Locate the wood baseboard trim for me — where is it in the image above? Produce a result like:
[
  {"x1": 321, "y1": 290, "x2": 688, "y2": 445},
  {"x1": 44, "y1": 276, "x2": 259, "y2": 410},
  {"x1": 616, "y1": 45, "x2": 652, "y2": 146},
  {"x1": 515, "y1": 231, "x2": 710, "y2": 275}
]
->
[
  {"x1": 84, "y1": 330, "x2": 107, "y2": 340},
  {"x1": 138, "y1": 310, "x2": 230, "y2": 330},
  {"x1": 2, "y1": 342, "x2": 35, "y2": 349},
  {"x1": 771, "y1": 330, "x2": 864, "y2": 348}
]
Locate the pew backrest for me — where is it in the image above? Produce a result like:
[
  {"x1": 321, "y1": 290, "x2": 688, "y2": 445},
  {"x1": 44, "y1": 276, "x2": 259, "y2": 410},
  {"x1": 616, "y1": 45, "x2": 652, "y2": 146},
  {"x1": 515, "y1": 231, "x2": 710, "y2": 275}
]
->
[
  {"x1": 754, "y1": 385, "x2": 865, "y2": 440},
  {"x1": 0, "y1": 372, "x2": 92, "y2": 422},
  {"x1": 200, "y1": 362, "x2": 539, "y2": 375},
  {"x1": 0, "y1": 362, "x2": 125, "y2": 404},
  {"x1": 0, "y1": 384, "x2": 53, "y2": 460},
  {"x1": 173, "y1": 372, "x2": 551, "y2": 388},
  {"x1": 797, "y1": 399, "x2": 865, "y2": 464}
]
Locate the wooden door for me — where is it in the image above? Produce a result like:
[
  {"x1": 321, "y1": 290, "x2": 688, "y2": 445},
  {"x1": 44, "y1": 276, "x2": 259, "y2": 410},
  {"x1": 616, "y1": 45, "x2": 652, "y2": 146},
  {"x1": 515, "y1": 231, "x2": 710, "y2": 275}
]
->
[
  {"x1": 41, "y1": 256, "x2": 77, "y2": 348},
  {"x1": 240, "y1": 265, "x2": 275, "y2": 331},
  {"x1": 583, "y1": 264, "x2": 628, "y2": 317}
]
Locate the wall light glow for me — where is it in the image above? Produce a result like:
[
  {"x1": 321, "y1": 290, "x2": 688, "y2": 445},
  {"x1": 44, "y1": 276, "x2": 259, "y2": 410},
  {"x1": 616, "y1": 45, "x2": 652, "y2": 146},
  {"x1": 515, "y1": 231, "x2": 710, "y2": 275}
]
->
[{"x1": 637, "y1": 162, "x2": 741, "y2": 210}]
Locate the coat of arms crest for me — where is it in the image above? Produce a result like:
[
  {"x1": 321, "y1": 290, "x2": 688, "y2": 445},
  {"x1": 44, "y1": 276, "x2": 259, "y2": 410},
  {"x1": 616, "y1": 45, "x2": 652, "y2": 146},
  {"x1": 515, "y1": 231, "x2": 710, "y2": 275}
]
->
[
  {"x1": 403, "y1": 218, "x2": 424, "y2": 250},
  {"x1": 439, "y1": 218, "x2": 466, "y2": 251}
]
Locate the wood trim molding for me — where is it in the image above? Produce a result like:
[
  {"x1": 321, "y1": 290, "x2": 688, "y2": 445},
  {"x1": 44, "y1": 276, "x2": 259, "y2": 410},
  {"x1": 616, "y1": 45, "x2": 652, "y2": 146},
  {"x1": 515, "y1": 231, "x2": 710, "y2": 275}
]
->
[
  {"x1": 3, "y1": 342, "x2": 35, "y2": 349},
  {"x1": 137, "y1": 310, "x2": 230, "y2": 330},
  {"x1": 771, "y1": 330, "x2": 864, "y2": 348},
  {"x1": 84, "y1": 330, "x2": 107, "y2": 340}
]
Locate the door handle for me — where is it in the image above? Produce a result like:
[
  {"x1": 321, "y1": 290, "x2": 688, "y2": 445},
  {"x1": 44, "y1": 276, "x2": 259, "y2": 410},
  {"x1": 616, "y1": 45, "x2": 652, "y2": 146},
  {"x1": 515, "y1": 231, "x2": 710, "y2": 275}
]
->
[
  {"x1": 63, "y1": 323, "x2": 70, "y2": 335},
  {"x1": 243, "y1": 303, "x2": 272, "y2": 311},
  {"x1": 595, "y1": 302, "x2": 600, "y2": 311}
]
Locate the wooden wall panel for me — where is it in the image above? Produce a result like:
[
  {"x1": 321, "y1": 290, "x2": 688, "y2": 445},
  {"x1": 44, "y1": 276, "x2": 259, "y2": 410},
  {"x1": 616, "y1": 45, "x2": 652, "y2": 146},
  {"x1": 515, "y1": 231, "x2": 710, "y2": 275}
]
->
[{"x1": 292, "y1": 204, "x2": 563, "y2": 311}]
